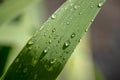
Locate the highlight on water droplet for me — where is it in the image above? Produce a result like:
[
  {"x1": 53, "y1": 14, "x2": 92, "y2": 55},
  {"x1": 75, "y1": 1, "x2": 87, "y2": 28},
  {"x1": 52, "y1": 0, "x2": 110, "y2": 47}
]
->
[
  {"x1": 50, "y1": 59, "x2": 56, "y2": 64},
  {"x1": 63, "y1": 40, "x2": 71, "y2": 49},
  {"x1": 98, "y1": 2, "x2": 104, "y2": 8},
  {"x1": 28, "y1": 41, "x2": 33, "y2": 45},
  {"x1": 71, "y1": 33, "x2": 76, "y2": 38},
  {"x1": 52, "y1": 28, "x2": 56, "y2": 32},
  {"x1": 51, "y1": 14, "x2": 56, "y2": 19},
  {"x1": 66, "y1": 22, "x2": 70, "y2": 25},
  {"x1": 44, "y1": 47, "x2": 49, "y2": 53}
]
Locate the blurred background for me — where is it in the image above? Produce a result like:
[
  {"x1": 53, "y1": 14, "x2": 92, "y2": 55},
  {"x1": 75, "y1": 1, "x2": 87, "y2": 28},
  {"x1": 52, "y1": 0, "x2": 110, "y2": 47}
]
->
[{"x1": 0, "y1": 0, "x2": 120, "y2": 80}]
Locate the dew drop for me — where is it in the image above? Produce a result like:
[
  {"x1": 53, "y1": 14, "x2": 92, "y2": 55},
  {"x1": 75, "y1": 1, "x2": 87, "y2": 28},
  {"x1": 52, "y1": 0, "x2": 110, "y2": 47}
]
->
[
  {"x1": 49, "y1": 40, "x2": 52, "y2": 44},
  {"x1": 65, "y1": 40, "x2": 71, "y2": 47},
  {"x1": 52, "y1": 28, "x2": 56, "y2": 32},
  {"x1": 51, "y1": 59, "x2": 56, "y2": 64},
  {"x1": 74, "y1": 5, "x2": 78, "y2": 10},
  {"x1": 63, "y1": 40, "x2": 71, "y2": 49},
  {"x1": 51, "y1": 14, "x2": 56, "y2": 19},
  {"x1": 79, "y1": 12, "x2": 82, "y2": 15},
  {"x1": 71, "y1": 33, "x2": 76, "y2": 38},
  {"x1": 28, "y1": 41, "x2": 33, "y2": 45},
  {"x1": 44, "y1": 47, "x2": 49, "y2": 53},
  {"x1": 98, "y1": 2, "x2": 104, "y2": 8},
  {"x1": 66, "y1": 22, "x2": 70, "y2": 25}
]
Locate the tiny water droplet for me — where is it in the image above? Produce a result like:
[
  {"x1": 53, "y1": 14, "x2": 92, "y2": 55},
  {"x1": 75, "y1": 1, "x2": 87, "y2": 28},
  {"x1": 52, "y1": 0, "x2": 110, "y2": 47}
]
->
[
  {"x1": 74, "y1": 5, "x2": 78, "y2": 9},
  {"x1": 51, "y1": 59, "x2": 56, "y2": 64},
  {"x1": 98, "y1": 2, "x2": 104, "y2": 8},
  {"x1": 79, "y1": 12, "x2": 82, "y2": 15},
  {"x1": 52, "y1": 28, "x2": 56, "y2": 32},
  {"x1": 90, "y1": 5, "x2": 93, "y2": 8},
  {"x1": 28, "y1": 41, "x2": 33, "y2": 45},
  {"x1": 85, "y1": 28, "x2": 89, "y2": 32},
  {"x1": 49, "y1": 40, "x2": 52, "y2": 44},
  {"x1": 23, "y1": 68, "x2": 28, "y2": 73},
  {"x1": 51, "y1": 14, "x2": 56, "y2": 19},
  {"x1": 71, "y1": 33, "x2": 76, "y2": 38},
  {"x1": 65, "y1": 7, "x2": 67, "y2": 10},
  {"x1": 91, "y1": 19, "x2": 94, "y2": 22},
  {"x1": 66, "y1": 22, "x2": 70, "y2": 25}
]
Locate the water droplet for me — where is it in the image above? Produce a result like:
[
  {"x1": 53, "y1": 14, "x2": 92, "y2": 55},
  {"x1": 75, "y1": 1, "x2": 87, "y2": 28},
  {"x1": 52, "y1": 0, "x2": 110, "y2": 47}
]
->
[
  {"x1": 71, "y1": 33, "x2": 76, "y2": 38},
  {"x1": 91, "y1": 19, "x2": 94, "y2": 22},
  {"x1": 98, "y1": 2, "x2": 104, "y2": 8},
  {"x1": 79, "y1": 12, "x2": 82, "y2": 15},
  {"x1": 85, "y1": 27, "x2": 89, "y2": 32},
  {"x1": 90, "y1": 5, "x2": 93, "y2": 8},
  {"x1": 44, "y1": 47, "x2": 49, "y2": 53},
  {"x1": 74, "y1": 5, "x2": 78, "y2": 10},
  {"x1": 66, "y1": 22, "x2": 70, "y2": 25},
  {"x1": 23, "y1": 68, "x2": 28, "y2": 73},
  {"x1": 65, "y1": 40, "x2": 71, "y2": 47},
  {"x1": 51, "y1": 14, "x2": 56, "y2": 19},
  {"x1": 52, "y1": 28, "x2": 56, "y2": 32},
  {"x1": 49, "y1": 40, "x2": 52, "y2": 44},
  {"x1": 50, "y1": 59, "x2": 56, "y2": 64},
  {"x1": 28, "y1": 41, "x2": 33, "y2": 45},
  {"x1": 15, "y1": 58, "x2": 19, "y2": 63},
  {"x1": 65, "y1": 7, "x2": 67, "y2": 10},
  {"x1": 63, "y1": 40, "x2": 71, "y2": 49}
]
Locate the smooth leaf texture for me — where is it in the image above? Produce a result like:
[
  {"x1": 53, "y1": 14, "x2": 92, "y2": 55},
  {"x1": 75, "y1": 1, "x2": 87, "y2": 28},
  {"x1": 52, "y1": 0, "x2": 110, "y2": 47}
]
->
[{"x1": 2, "y1": 0, "x2": 105, "y2": 80}]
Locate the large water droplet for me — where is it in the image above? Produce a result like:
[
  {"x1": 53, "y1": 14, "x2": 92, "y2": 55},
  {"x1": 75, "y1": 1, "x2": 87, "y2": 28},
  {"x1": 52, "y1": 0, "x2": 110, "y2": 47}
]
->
[
  {"x1": 71, "y1": 33, "x2": 76, "y2": 38},
  {"x1": 63, "y1": 40, "x2": 71, "y2": 49},
  {"x1": 65, "y1": 40, "x2": 71, "y2": 47}
]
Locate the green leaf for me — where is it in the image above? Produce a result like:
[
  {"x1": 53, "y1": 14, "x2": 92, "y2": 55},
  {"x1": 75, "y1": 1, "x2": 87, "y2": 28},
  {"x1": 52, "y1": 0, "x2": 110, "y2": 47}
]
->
[{"x1": 2, "y1": 0, "x2": 105, "y2": 80}]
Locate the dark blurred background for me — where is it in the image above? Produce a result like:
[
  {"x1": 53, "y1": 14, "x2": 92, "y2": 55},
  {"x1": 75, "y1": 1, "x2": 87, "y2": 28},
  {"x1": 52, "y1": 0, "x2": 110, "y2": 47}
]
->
[{"x1": 45, "y1": 0, "x2": 120, "y2": 80}]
